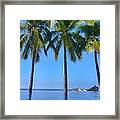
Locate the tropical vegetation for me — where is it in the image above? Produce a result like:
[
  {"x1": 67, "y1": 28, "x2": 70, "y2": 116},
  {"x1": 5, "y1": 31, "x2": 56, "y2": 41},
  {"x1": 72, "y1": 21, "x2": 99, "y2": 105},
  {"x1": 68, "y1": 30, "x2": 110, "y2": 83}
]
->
[{"x1": 78, "y1": 20, "x2": 100, "y2": 86}]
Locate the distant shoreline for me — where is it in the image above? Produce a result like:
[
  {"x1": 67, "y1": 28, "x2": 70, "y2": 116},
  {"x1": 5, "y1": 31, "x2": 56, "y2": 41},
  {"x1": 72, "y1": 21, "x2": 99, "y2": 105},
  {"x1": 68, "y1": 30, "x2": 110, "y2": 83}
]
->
[
  {"x1": 20, "y1": 88, "x2": 70, "y2": 91},
  {"x1": 20, "y1": 86, "x2": 99, "y2": 92}
]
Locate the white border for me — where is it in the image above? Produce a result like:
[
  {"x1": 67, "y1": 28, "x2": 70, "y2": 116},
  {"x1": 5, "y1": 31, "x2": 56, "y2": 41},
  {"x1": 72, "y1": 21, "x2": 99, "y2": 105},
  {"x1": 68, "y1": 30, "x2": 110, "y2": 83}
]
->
[{"x1": 5, "y1": 5, "x2": 115, "y2": 115}]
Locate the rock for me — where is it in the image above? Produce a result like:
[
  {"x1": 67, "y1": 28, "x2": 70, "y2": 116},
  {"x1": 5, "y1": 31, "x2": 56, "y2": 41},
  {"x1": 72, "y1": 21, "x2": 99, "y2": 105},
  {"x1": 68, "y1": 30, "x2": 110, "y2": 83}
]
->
[
  {"x1": 72, "y1": 88, "x2": 82, "y2": 92},
  {"x1": 71, "y1": 86, "x2": 99, "y2": 92},
  {"x1": 87, "y1": 85, "x2": 99, "y2": 91}
]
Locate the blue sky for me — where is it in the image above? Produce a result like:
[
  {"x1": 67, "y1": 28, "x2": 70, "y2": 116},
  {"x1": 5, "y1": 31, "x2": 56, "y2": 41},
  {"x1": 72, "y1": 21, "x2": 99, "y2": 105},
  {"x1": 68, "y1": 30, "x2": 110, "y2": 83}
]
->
[{"x1": 20, "y1": 47, "x2": 100, "y2": 89}]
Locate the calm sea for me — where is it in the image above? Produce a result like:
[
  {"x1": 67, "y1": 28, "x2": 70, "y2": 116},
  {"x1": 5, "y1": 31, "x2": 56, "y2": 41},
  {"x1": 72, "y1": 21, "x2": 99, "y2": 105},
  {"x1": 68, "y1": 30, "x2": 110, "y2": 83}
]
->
[{"x1": 20, "y1": 89, "x2": 100, "y2": 100}]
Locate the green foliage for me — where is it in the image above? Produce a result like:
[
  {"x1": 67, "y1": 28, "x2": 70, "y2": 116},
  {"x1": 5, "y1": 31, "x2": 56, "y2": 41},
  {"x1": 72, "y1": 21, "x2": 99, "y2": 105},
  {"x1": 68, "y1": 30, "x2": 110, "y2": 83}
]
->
[
  {"x1": 20, "y1": 20, "x2": 50, "y2": 63},
  {"x1": 20, "y1": 20, "x2": 100, "y2": 64},
  {"x1": 50, "y1": 20, "x2": 84, "y2": 62},
  {"x1": 79, "y1": 20, "x2": 100, "y2": 54},
  {"x1": 85, "y1": 39, "x2": 100, "y2": 54},
  {"x1": 88, "y1": 39, "x2": 100, "y2": 54},
  {"x1": 84, "y1": 20, "x2": 96, "y2": 26},
  {"x1": 31, "y1": 29, "x2": 43, "y2": 49},
  {"x1": 20, "y1": 23, "x2": 28, "y2": 31},
  {"x1": 85, "y1": 41, "x2": 94, "y2": 53}
]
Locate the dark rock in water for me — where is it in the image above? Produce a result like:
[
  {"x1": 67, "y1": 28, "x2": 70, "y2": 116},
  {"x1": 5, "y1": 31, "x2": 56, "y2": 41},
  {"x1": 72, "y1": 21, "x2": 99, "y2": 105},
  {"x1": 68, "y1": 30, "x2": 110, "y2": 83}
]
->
[
  {"x1": 87, "y1": 85, "x2": 99, "y2": 91},
  {"x1": 71, "y1": 86, "x2": 99, "y2": 92}
]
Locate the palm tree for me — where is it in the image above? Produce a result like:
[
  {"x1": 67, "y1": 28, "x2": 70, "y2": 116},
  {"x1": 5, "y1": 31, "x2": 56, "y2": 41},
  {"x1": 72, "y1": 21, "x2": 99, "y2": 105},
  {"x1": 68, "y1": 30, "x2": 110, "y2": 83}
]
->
[
  {"x1": 20, "y1": 20, "x2": 48, "y2": 100},
  {"x1": 47, "y1": 20, "x2": 82, "y2": 100},
  {"x1": 86, "y1": 39, "x2": 100, "y2": 86},
  {"x1": 78, "y1": 20, "x2": 100, "y2": 86}
]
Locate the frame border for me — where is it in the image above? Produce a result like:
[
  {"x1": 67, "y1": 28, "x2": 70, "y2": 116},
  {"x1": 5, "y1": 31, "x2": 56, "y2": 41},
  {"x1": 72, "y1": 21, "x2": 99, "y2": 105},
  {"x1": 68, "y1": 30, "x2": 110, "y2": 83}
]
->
[{"x1": 0, "y1": 0, "x2": 119, "y2": 119}]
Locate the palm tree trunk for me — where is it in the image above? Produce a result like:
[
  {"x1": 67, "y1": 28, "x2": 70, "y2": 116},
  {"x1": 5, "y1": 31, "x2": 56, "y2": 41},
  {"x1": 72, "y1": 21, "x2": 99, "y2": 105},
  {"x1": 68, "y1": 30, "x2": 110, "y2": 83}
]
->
[
  {"x1": 94, "y1": 50, "x2": 100, "y2": 86},
  {"x1": 63, "y1": 44, "x2": 68, "y2": 100},
  {"x1": 28, "y1": 53, "x2": 35, "y2": 100}
]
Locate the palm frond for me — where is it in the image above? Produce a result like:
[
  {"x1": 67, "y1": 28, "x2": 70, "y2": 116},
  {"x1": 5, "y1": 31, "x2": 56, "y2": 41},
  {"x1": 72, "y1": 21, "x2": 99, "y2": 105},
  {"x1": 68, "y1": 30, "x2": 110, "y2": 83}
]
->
[
  {"x1": 20, "y1": 33, "x2": 29, "y2": 50},
  {"x1": 21, "y1": 40, "x2": 31, "y2": 59},
  {"x1": 67, "y1": 48, "x2": 77, "y2": 62},
  {"x1": 67, "y1": 20, "x2": 79, "y2": 30},
  {"x1": 54, "y1": 51, "x2": 59, "y2": 61},
  {"x1": 35, "y1": 52, "x2": 40, "y2": 63},
  {"x1": 55, "y1": 39, "x2": 62, "y2": 53}
]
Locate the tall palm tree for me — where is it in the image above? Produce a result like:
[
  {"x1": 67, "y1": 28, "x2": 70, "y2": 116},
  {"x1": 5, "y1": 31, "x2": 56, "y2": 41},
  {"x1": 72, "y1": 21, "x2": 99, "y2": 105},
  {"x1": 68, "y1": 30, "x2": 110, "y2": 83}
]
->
[
  {"x1": 47, "y1": 20, "x2": 82, "y2": 100},
  {"x1": 86, "y1": 39, "x2": 100, "y2": 86},
  {"x1": 78, "y1": 20, "x2": 100, "y2": 86},
  {"x1": 20, "y1": 20, "x2": 48, "y2": 100}
]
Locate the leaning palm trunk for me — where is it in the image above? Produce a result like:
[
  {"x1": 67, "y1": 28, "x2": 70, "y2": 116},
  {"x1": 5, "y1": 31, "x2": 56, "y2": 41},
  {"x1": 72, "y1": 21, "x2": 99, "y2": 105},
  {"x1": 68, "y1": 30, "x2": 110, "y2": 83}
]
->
[
  {"x1": 63, "y1": 44, "x2": 68, "y2": 100},
  {"x1": 28, "y1": 52, "x2": 35, "y2": 100},
  {"x1": 94, "y1": 50, "x2": 100, "y2": 87}
]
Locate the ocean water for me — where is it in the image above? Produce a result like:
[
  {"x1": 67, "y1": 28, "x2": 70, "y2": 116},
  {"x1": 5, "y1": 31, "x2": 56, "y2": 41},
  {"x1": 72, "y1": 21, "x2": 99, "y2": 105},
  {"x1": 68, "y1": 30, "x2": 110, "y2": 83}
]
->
[{"x1": 20, "y1": 89, "x2": 100, "y2": 100}]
